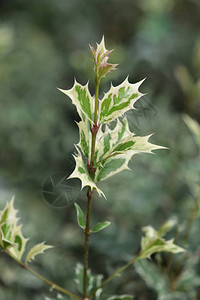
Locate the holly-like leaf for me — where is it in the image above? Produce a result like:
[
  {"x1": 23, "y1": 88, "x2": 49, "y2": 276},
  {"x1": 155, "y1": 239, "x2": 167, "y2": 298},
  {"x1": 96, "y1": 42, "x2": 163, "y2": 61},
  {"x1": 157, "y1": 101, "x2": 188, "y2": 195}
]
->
[
  {"x1": 139, "y1": 226, "x2": 185, "y2": 260},
  {"x1": 0, "y1": 197, "x2": 28, "y2": 260},
  {"x1": 107, "y1": 295, "x2": 134, "y2": 300},
  {"x1": 95, "y1": 117, "x2": 132, "y2": 162},
  {"x1": 25, "y1": 242, "x2": 53, "y2": 264},
  {"x1": 74, "y1": 203, "x2": 85, "y2": 230},
  {"x1": 69, "y1": 147, "x2": 105, "y2": 197},
  {"x1": 99, "y1": 77, "x2": 145, "y2": 124},
  {"x1": 76, "y1": 119, "x2": 91, "y2": 159},
  {"x1": 58, "y1": 80, "x2": 94, "y2": 123},
  {"x1": 95, "y1": 133, "x2": 165, "y2": 182},
  {"x1": 91, "y1": 221, "x2": 111, "y2": 233},
  {"x1": 95, "y1": 153, "x2": 129, "y2": 182}
]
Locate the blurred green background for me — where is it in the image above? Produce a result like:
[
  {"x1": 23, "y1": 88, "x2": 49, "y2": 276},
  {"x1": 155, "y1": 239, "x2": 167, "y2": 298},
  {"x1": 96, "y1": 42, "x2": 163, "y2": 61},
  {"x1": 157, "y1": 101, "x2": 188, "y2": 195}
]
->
[{"x1": 0, "y1": 0, "x2": 200, "y2": 299}]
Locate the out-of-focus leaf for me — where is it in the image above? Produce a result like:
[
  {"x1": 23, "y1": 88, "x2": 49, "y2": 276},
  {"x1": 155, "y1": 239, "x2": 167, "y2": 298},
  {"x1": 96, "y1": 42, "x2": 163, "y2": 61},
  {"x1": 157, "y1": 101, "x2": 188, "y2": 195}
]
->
[
  {"x1": 91, "y1": 221, "x2": 111, "y2": 233},
  {"x1": 107, "y1": 295, "x2": 133, "y2": 300},
  {"x1": 75, "y1": 263, "x2": 103, "y2": 299},
  {"x1": 157, "y1": 218, "x2": 177, "y2": 237},
  {"x1": 25, "y1": 242, "x2": 53, "y2": 264},
  {"x1": 0, "y1": 197, "x2": 28, "y2": 260},
  {"x1": 183, "y1": 114, "x2": 200, "y2": 150},
  {"x1": 135, "y1": 259, "x2": 168, "y2": 294},
  {"x1": 139, "y1": 226, "x2": 184, "y2": 259}
]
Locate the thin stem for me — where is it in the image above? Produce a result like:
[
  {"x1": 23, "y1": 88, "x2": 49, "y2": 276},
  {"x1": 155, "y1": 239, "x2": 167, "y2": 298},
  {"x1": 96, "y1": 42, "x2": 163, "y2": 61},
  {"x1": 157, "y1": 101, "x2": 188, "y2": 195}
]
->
[
  {"x1": 83, "y1": 76, "x2": 100, "y2": 298},
  {"x1": 6, "y1": 249, "x2": 82, "y2": 300},
  {"x1": 89, "y1": 77, "x2": 100, "y2": 175},
  {"x1": 83, "y1": 189, "x2": 93, "y2": 297},
  {"x1": 89, "y1": 255, "x2": 140, "y2": 299}
]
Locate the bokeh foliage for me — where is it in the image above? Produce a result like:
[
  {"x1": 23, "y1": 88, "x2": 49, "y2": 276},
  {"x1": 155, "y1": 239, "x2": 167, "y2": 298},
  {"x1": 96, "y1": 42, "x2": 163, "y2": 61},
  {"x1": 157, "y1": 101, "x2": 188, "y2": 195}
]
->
[{"x1": 0, "y1": 0, "x2": 200, "y2": 299}]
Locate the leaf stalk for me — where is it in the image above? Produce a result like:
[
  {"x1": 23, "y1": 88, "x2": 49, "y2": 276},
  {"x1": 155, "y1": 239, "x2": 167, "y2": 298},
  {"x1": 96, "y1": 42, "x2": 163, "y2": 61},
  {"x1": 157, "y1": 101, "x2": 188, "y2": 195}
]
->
[{"x1": 6, "y1": 250, "x2": 82, "y2": 300}]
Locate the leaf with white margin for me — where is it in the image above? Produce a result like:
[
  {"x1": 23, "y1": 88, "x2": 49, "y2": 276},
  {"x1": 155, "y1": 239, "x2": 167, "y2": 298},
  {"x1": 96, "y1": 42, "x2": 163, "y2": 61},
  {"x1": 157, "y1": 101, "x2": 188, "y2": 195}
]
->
[
  {"x1": 95, "y1": 117, "x2": 132, "y2": 162},
  {"x1": 9, "y1": 224, "x2": 29, "y2": 260},
  {"x1": 74, "y1": 203, "x2": 85, "y2": 230},
  {"x1": 58, "y1": 80, "x2": 94, "y2": 123},
  {"x1": 76, "y1": 119, "x2": 90, "y2": 159},
  {"x1": 103, "y1": 134, "x2": 166, "y2": 160},
  {"x1": 75, "y1": 263, "x2": 103, "y2": 299},
  {"x1": 91, "y1": 221, "x2": 111, "y2": 233},
  {"x1": 95, "y1": 153, "x2": 130, "y2": 182},
  {"x1": 69, "y1": 147, "x2": 105, "y2": 197},
  {"x1": 95, "y1": 135, "x2": 166, "y2": 182},
  {"x1": 139, "y1": 226, "x2": 185, "y2": 260},
  {"x1": 0, "y1": 197, "x2": 28, "y2": 260},
  {"x1": 99, "y1": 77, "x2": 145, "y2": 124},
  {"x1": 25, "y1": 242, "x2": 53, "y2": 264}
]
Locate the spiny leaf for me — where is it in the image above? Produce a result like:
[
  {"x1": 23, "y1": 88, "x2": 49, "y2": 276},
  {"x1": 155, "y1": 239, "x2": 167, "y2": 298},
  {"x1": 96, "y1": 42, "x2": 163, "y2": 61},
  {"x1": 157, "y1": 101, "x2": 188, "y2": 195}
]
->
[
  {"x1": 76, "y1": 118, "x2": 91, "y2": 159},
  {"x1": 95, "y1": 134, "x2": 165, "y2": 182},
  {"x1": 139, "y1": 226, "x2": 185, "y2": 260},
  {"x1": 90, "y1": 36, "x2": 117, "y2": 79},
  {"x1": 99, "y1": 77, "x2": 145, "y2": 124},
  {"x1": 91, "y1": 221, "x2": 111, "y2": 233},
  {"x1": 107, "y1": 295, "x2": 134, "y2": 300},
  {"x1": 95, "y1": 154, "x2": 129, "y2": 182},
  {"x1": 74, "y1": 203, "x2": 85, "y2": 230},
  {"x1": 58, "y1": 80, "x2": 94, "y2": 123},
  {"x1": 95, "y1": 117, "x2": 132, "y2": 162},
  {"x1": 0, "y1": 197, "x2": 28, "y2": 259},
  {"x1": 25, "y1": 242, "x2": 53, "y2": 264},
  {"x1": 9, "y1": 224, "x2": 29, "y2": 260},
  {"x1": 69, "y1": 147, "x2": 105, "y2": 197}
]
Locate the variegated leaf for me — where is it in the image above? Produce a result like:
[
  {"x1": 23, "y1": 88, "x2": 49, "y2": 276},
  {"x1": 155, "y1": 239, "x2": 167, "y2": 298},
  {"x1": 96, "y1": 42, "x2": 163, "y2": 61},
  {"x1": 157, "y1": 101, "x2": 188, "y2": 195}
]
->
[
  {"x1": 76, "y1": 119, "x2": 90, "y2": 159},
  {"x1": 95, "y1": 117, "x2": 132, "y2": 162},
  {"x1": 25, "y1": 242, "x2": 53, "y2": 264},
  {"x1": 74, "y1": 203, "x2": 85, "y2": 230},
  {"x1": 95, "y1": 153, "x2": 130, "y2": 182},
  {"x1": 75, "y1": 263, "x2": 103, "y2": 299},
  {"x1": 69, "y1": 147, "x2": 105, "y2": 197},
  {"x1": 139, "y1": 226, "x2": 185, "y2": 260},
  {"x1": 9, "y1": 224, "x2": 29, "y2": 260},
  {"x1": 0, "y1": 197, "x2": 28, "y2": 260},
  {"x1": 58, "y1": 80, "x2": 94, "y2": 123},
  {"x1": 91, "y1": 221, "x2": 111, "y2": 233},
  {"x1": 95, "y1": 134, "x2": 165, "y2": 182},
  {"x1": 99, "y1": 77, "x2": 145, "y2": 124}
]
